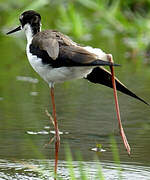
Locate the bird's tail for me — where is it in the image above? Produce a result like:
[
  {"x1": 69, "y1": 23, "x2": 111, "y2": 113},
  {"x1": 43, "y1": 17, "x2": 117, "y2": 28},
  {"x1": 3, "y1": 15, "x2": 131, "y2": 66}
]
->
[{"x1": 85, "y1": 67, "x2": 149, "y2": 106}]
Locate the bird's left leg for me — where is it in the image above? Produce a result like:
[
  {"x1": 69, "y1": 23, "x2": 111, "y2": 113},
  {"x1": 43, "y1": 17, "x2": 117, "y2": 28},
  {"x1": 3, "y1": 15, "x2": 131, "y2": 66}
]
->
[{"x1": 107, "y1": 54, "x2": 131, "y2": 155}]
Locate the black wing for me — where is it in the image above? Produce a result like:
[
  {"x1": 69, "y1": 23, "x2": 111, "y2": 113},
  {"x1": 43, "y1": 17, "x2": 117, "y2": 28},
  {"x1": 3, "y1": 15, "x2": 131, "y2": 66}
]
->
[
  {"x1": 58, "y1": 45, "x2": 119, "y2": 67},
  {"x1": 31, "y1": 30, "x2": 119, "y2": 67},
  {"x1": 86, "y1": 67, "x2": 149, "y2": 105}
]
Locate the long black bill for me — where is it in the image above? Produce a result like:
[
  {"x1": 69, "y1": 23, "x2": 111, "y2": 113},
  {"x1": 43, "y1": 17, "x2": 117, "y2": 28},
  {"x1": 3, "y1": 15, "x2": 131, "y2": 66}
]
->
[{"x1": 6, "y1": 26, "x2": 21, "y2": 35}]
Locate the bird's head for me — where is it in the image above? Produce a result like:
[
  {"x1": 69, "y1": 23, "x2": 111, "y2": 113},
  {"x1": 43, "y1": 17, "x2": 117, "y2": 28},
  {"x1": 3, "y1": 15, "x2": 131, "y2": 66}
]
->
[{"x1": 7, "y1": 10, "x2": 41, "y2": 38}]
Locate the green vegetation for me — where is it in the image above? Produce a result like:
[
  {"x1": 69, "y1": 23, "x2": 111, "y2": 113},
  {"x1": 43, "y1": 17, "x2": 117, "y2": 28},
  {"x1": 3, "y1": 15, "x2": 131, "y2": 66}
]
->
[{"x1": 1, "y1": 0, "x2": 150, "y2": 64}]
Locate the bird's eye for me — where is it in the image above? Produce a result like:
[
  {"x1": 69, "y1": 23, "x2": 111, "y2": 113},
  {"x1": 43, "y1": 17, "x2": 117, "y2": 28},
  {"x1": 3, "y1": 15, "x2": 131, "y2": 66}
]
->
[{"x1": 19, "y1": 15, "x2": 23, "y2": 22}]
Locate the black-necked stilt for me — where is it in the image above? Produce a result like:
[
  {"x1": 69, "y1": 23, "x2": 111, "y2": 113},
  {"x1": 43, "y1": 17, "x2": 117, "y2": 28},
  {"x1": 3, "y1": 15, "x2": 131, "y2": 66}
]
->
[{"x1": 7, "y1": 10, "x2": 149, "y2": 175}]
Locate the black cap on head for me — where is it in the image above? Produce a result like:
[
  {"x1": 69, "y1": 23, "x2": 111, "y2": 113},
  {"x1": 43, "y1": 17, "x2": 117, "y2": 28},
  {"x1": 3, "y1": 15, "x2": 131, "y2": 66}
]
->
[
  {"x1": 19, "y1": 10, "x2": 41, "y2": 28},
  {"x1": 7, "y1": 10, "x2": 41, "y2": 35}
]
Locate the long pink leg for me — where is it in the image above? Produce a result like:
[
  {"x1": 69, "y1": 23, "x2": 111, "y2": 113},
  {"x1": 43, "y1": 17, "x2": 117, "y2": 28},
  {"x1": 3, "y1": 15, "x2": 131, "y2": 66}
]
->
[
  {"x1": 107, "y1": 54, "x2": 131, "y2": 155},
  {"x1": 50, "y1": 86, "x2": 60, "y2": 178}
]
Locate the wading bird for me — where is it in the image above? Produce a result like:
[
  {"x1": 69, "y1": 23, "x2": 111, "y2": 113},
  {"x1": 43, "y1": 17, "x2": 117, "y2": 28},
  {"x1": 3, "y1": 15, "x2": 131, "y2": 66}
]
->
[{"x1": 7, "y1": 10, "x2": 149, "y2": 177}]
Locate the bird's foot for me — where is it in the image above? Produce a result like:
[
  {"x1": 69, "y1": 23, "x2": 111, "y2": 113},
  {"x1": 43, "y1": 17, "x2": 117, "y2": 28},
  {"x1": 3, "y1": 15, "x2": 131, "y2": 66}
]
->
[
  {"x1": 44, "y1": 109, "x2": 56, "y2": 147},
  {"x1": 45, "y1": 109, "x2": 54, "y2": 125}
]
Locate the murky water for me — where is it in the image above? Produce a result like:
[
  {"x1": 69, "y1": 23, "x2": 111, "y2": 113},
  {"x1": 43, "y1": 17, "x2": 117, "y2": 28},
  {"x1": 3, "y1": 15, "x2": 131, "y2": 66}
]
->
[
  {"x1": 0, "y1": 159, "x2": 150, "y2": 180},
  {"x1": 1, "y1": 30, "x2": 150, "y2": 179}
]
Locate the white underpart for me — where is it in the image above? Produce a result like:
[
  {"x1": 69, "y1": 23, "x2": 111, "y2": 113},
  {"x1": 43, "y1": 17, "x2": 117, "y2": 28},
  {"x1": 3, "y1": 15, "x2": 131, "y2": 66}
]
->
[
  {"x1": 24, "y1": 24, "x2": 110, "y2": 86},
  {"x1": 26, "y1": 48, "x2": 93, "y2": 85},
  {"x1": 83, "y1": 46, "x2": 108, "y2": 61},
  {"x1": 23, "y1": 24, "x2": 33, "y2": 44}
]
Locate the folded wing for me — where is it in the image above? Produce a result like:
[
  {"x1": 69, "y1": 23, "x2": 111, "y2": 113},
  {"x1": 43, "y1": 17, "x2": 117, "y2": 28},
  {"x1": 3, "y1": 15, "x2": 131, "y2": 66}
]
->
[{"x1": 31, "y1": 30, "x2": 119, "y2": 67}]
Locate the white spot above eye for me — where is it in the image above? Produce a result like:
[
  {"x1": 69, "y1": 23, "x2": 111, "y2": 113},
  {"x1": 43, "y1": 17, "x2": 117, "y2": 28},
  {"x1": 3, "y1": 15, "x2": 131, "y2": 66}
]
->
[{"x1": 19, "y1": 15, "x2": 23, "y2": 20}]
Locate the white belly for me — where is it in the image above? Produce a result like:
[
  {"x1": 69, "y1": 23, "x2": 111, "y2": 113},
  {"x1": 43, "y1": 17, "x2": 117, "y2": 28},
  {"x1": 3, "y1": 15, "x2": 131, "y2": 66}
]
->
[{"x1": 26, "y1": 45, "x2": 92, "y2": 85}]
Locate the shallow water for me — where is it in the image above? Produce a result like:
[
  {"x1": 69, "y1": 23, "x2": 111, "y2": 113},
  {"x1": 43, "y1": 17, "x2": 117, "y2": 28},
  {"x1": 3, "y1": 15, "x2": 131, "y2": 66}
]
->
[
  {"x1": 0, "y1": 159, "x2": 150, "y2": 180},
  {"x1": 1, "y1": 25, "x2": 150, "y2": 179},
  {"x1": 1, "y1": 62, "x2": 150, "y2": 179}
]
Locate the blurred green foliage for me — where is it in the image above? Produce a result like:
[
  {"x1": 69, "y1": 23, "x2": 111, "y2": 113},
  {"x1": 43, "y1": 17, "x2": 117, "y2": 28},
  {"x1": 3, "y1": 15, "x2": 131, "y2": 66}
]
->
[
  {"x1": 1, "y1": 0, "x2": 150, "y2": 57},
  {"x1": 1, "y1": 0, "x2": 150, "y2": 100}
]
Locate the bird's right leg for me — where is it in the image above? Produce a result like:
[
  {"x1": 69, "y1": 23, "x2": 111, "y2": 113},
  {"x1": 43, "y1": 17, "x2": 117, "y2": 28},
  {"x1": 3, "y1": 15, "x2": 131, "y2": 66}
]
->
[{"x1": 50, "y1": 84, "x2": 60, "y2": 178}]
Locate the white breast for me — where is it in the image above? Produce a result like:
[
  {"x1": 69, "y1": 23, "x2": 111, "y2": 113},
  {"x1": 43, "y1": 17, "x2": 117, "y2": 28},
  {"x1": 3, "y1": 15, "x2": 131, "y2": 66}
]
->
[
  {"x1": 83, "y1": 46, "x2": 108, "y2": 61},
  {"x1": 26, "y1": 43, "x2": 93, "y2": 85}
]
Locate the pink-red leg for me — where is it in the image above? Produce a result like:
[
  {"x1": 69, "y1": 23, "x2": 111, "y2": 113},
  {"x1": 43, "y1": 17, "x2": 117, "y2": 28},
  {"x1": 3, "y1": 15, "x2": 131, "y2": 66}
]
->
[
  {"x1": 50, "y1": 86, "x2": 60, "y2": 178},
  {"x1": 107, "y1": 54, "x2": 131, "y2": 155}
]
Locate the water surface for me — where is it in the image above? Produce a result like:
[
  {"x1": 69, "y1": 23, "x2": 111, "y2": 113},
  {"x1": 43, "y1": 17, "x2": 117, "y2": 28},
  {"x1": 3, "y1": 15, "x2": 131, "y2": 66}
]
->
[{"x1": 0, "y1": 29, "x2": 150, "y2": 179}]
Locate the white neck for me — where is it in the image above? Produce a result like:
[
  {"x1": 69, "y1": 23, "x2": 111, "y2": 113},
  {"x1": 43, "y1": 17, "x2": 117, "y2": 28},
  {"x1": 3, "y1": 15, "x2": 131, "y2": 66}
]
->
[
  {"x1": 23, "y1": 23, "x2": 41, "y2": 44},
  {"x1": 23, "y1": 24, "x2": 34, "y2": 44}
]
